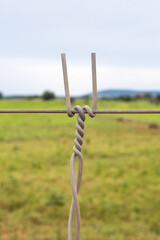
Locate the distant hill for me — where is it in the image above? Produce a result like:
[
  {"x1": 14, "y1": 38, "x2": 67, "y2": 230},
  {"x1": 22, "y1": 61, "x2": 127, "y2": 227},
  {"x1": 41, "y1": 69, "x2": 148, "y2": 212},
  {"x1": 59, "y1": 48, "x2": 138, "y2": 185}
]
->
[
  {"x1": 3, "y1": 89, "x2": 160, "y2": 99},
  {"x1": 86, "y1": 89, "x2": 160, "y2": 98}
]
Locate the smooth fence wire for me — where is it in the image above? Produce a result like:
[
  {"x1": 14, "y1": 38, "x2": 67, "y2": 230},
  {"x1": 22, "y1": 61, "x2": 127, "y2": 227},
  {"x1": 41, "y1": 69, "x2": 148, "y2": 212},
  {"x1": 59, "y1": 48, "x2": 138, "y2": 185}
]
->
[{"x1": 0, "y1": 109, "x2": 160, "y2": 113}]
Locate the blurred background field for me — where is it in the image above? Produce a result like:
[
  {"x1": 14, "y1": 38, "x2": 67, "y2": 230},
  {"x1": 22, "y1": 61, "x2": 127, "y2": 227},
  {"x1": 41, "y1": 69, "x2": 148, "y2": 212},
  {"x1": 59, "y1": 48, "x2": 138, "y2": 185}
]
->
[
  {"x1": 1, "y1": 0, "x2": 160, "y2": 239},
  {"x1": 0, "y1": 98, "x2": 160, "y2": 240}
]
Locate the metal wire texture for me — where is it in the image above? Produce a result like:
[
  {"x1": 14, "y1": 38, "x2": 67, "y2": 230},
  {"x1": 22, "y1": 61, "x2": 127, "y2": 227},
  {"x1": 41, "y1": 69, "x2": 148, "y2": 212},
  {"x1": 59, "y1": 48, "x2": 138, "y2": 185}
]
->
[
  {"x1": 0, "y1": 109, "x2": 160, "y2": 114},
  {"x1": 68, "y1": 105, "x2": 95, "y2": 240}
]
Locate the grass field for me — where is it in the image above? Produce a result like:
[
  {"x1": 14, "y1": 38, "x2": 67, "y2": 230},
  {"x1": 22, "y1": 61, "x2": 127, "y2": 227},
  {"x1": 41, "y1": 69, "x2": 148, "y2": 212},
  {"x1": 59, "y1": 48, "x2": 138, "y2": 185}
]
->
[{"x1": 0, "y1": 99, "x2": 160, "y2": 240}]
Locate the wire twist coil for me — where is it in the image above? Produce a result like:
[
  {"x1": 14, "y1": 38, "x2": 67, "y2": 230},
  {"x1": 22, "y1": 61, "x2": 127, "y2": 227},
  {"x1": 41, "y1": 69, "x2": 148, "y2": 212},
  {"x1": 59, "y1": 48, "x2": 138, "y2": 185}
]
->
[{"x1": 68, "y1": 105, "x2": 95, "y2": 240}]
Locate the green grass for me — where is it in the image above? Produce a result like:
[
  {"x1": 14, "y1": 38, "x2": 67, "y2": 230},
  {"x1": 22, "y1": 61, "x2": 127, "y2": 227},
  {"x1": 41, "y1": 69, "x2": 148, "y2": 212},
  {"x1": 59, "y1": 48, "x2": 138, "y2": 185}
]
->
[{"x1": 0, "y1": 99, "x2": 160, "y2": 240}]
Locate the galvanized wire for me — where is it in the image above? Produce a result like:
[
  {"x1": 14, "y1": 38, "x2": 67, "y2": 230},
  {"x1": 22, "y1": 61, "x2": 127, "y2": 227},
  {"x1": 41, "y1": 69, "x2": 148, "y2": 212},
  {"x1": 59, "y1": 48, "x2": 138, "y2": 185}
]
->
[
  {"x1": 0, "y1": 109, "x2": 160, "y2": 114},
  {"x1": 68, "y1": 105, "x2": 95, "y2": 240}
]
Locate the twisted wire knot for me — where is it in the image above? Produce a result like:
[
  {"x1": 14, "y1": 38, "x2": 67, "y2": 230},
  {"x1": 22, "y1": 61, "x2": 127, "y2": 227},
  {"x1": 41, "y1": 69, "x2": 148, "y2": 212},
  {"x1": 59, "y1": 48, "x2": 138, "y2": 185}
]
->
[{"x1": 68, "y1": 105, "x2": 95, "y2": 240}]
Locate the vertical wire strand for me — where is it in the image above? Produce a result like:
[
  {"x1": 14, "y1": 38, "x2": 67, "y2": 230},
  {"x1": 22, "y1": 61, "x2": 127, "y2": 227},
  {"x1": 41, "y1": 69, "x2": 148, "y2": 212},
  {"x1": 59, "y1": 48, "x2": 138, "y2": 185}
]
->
[
  {"x1": 61, "y1": 53, "x2": 74, "y2": 117},
  {"x1": 91, "y1": 53, "x2": 97, "y2": 111}
]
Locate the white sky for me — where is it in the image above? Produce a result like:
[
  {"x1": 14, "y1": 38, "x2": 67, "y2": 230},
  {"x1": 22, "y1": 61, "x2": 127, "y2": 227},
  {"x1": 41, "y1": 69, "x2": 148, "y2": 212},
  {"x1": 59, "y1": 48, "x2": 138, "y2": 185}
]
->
[{"x1": 0, "y1": 0, "x2": 160, "y2": 96}]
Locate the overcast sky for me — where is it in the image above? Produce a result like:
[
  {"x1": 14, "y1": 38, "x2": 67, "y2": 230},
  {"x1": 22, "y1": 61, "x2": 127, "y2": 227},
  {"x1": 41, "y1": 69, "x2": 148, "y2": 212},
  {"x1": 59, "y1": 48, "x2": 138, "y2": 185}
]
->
[{"x1": 0, "y1": 0, "x2": 160, "y2": 96}]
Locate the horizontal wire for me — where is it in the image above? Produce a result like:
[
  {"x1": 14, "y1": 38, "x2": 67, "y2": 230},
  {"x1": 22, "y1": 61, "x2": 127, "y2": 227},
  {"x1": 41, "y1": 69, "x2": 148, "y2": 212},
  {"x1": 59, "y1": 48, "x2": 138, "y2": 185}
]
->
[{"x1": 0, "y1": 109, "x2": 160, "y2": 114}]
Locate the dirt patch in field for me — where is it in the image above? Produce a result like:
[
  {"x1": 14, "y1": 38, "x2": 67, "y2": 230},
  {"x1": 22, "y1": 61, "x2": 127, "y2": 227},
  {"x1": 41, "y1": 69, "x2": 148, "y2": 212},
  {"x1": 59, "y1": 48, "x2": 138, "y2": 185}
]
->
[{"x1": 116, "y1": 117, "x2": 160, "y2": 130}]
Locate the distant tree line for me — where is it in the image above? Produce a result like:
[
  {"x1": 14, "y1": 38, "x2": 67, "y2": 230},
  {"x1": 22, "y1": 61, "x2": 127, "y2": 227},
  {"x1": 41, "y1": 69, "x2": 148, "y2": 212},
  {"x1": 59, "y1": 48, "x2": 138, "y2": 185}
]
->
[
  {"x1": 0, "y1": 90, "x2": 160, "y2": 103},
  {"x1": 26, "y1": 91, "x2": 56, "y2": 100},
  {"x1": 101, "y1": 93, "x2": 160, "y2": 103},
  {"x1": 0, "y1": 91, "x2": 56, "y2": 101}
]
